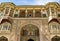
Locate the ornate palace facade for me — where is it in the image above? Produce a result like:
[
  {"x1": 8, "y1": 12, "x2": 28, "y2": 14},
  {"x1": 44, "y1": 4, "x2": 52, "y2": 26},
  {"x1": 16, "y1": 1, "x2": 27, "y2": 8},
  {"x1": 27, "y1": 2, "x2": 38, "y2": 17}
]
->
[{"x1": 0, "y1": 2, "x2": 60, "y2": 41}]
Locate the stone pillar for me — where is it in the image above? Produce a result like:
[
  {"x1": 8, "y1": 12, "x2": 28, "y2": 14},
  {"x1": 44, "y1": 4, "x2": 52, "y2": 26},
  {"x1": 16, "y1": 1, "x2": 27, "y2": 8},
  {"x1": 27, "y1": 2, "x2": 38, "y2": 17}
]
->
[
  {"x1": 18, "y1": 10, "x2": 20, "y2": 17},
  {"x1": 54, "y1": 8, "x2": 57, "y2": 18},
  {"x1": 14, "y1": 20, "x2": 18, "y2": 41},
  {"x1": 26, "y1": 9, "x2": 27, "y2": 17},
  {"x1": 48, "y1": 8, "x2": 52, "y2": 22},
  {"x1": 13, "y1": 10, "x2": 16, "y2": 17},
  {"x1": 33, "y1": 9, "x2": 35, "y2": 17},
  {"x1": 8, "y1": 8, "x2": 11, "y2": 16}
]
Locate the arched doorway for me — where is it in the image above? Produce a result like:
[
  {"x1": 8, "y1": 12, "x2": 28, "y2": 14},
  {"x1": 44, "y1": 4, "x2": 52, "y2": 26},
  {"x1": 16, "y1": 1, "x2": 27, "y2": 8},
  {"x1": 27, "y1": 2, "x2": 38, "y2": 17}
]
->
[
  {"x1": 51, "y1": 35, "x2": 60, "y2": 41},
  {"x1": 28, "y1": 39, "x2": 34, "y2": 41},
  {"x1": 0, "y1": 36, "x2": 8, "y2": 41},
  {"x1": 20, "y1": 24, "x2": 40, "y2": 41}
]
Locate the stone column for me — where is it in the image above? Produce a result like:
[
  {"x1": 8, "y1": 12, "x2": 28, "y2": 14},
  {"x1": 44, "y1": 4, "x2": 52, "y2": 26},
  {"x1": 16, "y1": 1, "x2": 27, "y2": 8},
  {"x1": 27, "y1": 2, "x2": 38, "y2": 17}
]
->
[
  {"x1": 33, "y1": 9, "x2": 35, "y2": 17},
  {"x1": 8, "y1": 8, "x2": 11, "y2": 16},
  {"x1": 18, "y1": 10, "x2": 20, "y2": 18},
  {"x1": 48, "y1": 8, "x2": 52, "y2": 21},
  {"x1": 54, "y1": 8, "x2": 57, "y2": 18},
  {"x1": 26, "y1": 9, "x2": 27, "y2": 17},
  {"x1": 13, "y1": 10, "x2": 16, "y2": 17}
]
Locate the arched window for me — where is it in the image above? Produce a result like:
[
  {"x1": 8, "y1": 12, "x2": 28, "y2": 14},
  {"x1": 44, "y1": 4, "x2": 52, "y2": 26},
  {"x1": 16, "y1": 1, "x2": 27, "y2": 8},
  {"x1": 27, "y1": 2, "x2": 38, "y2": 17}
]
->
[
  {"x1": 21, "y1": 29, "x2": 28, "y2": 36},
  {"x1": 50, "y1": 24, "x2": 59, "y2": 33},
  {"x1": 49, "y1": 18, "x2": 60, "y2": 33},
  {"x1": 0, "y1": 22, "x2": 11, "y2": 31},
  {"x1": 35, "y1": 30, "x2": 39, "y2": 36},
  {"x1": 0, "y1": 36, "x2": 8, "y2": 41}
]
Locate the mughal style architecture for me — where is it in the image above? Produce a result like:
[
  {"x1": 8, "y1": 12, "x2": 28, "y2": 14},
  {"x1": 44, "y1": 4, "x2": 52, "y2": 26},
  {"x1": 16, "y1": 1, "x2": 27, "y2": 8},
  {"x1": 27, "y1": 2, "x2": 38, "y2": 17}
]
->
[{"x1": 0, "y1": 2, "x2": 60, "y2": 41}]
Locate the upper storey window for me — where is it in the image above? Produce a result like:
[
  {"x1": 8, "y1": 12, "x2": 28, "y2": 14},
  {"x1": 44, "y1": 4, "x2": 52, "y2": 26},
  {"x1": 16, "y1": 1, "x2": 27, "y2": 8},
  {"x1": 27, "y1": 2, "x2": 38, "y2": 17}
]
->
[
  {"x1": 0, "y1": 11, "x2": 3, "y2": 16},
  {"x1": 19, "y1": 10, "x2": 26, "y2": 17},
  {"x1": 14, "y1": 14, "x2": 18, "y2": 17},
  {"x1": 35, "y1": 10, "x2": 41, "y2": 17},
  {"x1": 50, "y1": 24, "x2": 59, "y2": 33},
  {"x1": 58, "y1": 13, "x2": 60, "y2": 17},
  {"x1": 57, "y1": 9, "x2": 60, "y2": 17},
  {"x1": 52, "y1": 25, "x2": 57, "y2": 30},
  {"x1": 0, "y1": 22, "x2": 11, "y2": 31},
  {"x1": 42, "y1": 13, "x2": 47, "y2": 17},
  {"x1": 49, "y1": 22, "x2": 60, "y2": 33},
  {"x1": 27, "y1": 10, "x2": 33, "y2": 17},
  {"x1": 42, "y1": 9, "x2": 47, "y2": 17},
  {"x1": 51, "y1": 7, "x2": 54, "y2": 14},
  {"x1": 9, "y1": 8, "x2": 14, "y2": 17},
  {"x1": 13, "y1": 10, "x2": 19, "y2": 18},
  {"x1": 5, "y1": 7, "x2": 9, "y2": 15}
]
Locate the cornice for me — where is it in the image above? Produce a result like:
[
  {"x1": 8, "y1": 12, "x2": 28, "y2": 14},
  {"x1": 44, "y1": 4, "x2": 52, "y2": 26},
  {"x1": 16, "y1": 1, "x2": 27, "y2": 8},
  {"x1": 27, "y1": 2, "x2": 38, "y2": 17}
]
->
[{"x1": 0, "y1": 2, "x2": 60, "y2": 8}]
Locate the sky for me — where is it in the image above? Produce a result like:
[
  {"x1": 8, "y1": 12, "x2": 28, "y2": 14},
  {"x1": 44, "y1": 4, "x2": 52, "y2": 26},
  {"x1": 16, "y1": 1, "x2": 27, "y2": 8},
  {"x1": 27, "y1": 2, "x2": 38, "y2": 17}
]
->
[{"x1": 0, "y1": 0, "x2": 60, "y2": 5}]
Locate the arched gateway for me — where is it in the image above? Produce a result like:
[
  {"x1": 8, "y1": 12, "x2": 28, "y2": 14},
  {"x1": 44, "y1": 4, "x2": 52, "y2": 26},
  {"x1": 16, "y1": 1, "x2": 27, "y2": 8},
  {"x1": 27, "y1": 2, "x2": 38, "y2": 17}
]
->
[
  {"x1": 0, "y1": 36, "x2": 8, "y2": 41},
  {"x1": 20, "y1": 24, "x2": 40, "y2": 41},
  {"x1": 51, "y1": 35, "x2": 60, "y2": 41}
]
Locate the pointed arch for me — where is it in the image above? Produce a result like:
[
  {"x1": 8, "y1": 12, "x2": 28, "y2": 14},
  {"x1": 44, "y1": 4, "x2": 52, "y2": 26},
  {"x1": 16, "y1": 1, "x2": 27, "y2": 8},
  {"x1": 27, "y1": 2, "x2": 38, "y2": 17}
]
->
[
  {"x1": 21, "y1": 24, "x2": 39, "y2": 36},
  {"x1": 20, "y1": 24, "x2": 40, "y2": 41},
  {"x1": 0, "y1": 19, "x2": 11, "y2": 31},
  {"x1": 48, "y1": 18, "x2": 60, "y2": 24},
  {"x1": 0, "y1": 36, "x2": 8, "y2": 41},
  {"x1": 0, "y1": 19, "x2": 12, "y2": 24},
  {"x1": 51, "y1": 35, "x2": 60, "y2": 41}
]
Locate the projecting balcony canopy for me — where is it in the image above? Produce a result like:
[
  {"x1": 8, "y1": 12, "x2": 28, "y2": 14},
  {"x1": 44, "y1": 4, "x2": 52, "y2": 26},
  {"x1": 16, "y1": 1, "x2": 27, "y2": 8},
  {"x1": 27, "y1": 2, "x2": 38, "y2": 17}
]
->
[
  {"x1": 0, "y1": 19, "x2": 12, "y2": 24},
  {"x1": 48, "y1": 18, "x2": 60, "y2": 24}
]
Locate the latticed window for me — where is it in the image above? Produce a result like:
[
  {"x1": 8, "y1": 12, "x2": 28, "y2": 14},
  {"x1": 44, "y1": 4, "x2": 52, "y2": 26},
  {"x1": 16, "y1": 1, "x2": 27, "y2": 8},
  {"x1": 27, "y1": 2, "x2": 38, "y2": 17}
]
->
[
  {"x1": 42, "y1": 14, "x2": 47, "y2": 17},
  {"x1": 14, "y1": 10, "x2": 19, "y2": 18},
  {"x1": 14, "y1": 14, "x2": 18, "y2": 17},
  {"x1": 52, "y1": 25, "x2": 57, "y2": 31},
  {"x1": 58, "y1": 13, "x2": 60, "y2": 17},
  {"x1": 35, "y1": 30, "x2": 39, "y2": 36},
  {"x1": 21, "y1": 29, "x2": 28, "y2": 36},
  {"x1": 0, "y1": 22, "x2": 11, "y2": 31},
  {"x1": 50, "y1": 24, "x2": 59, "y2": 33}
]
